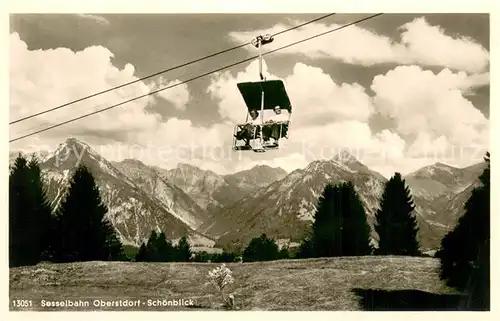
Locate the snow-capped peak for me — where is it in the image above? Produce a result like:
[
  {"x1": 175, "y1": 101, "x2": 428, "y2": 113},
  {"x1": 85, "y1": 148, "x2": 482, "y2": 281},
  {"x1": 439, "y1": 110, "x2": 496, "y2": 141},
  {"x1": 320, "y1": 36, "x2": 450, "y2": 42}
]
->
[
  {"x1": 332, "y1": 149, "x2": 358, "y2": 164},
  {"x1": 48, "y1": 137, "x2": 99, "y2": 161}
]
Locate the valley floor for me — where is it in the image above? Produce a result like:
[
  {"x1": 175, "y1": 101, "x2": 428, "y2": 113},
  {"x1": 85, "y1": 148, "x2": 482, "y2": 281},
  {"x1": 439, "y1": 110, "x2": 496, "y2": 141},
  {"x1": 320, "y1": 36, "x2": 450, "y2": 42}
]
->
[{"x1": 9, "y1": 256, "x2": 467, "y2": 311}]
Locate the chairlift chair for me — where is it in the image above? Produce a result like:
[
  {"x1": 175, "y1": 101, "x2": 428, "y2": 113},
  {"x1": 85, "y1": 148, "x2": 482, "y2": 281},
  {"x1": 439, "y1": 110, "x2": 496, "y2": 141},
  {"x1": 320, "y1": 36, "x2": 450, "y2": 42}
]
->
[{"x1": 232, "y1": 35, "x2": 293, "y2": 153}]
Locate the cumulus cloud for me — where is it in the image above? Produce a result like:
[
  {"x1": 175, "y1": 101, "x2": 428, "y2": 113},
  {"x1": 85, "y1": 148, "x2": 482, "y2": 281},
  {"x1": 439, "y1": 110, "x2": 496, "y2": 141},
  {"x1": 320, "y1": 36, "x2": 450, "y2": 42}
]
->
[
  {"x1": 207, "y1": 60, "x2": 412, "y2": 174},
  {"x1": 398, "y1": 17, "x2": 489, "y2": 74},
  {"x1": 207, "y1": 58, "x2": 488, "y2": 177},
  {"x1": 9, "y1": 32, "x2": 230, "y2": 169},
  {"x1": 371, "y1": 65, "x2": 489, "y2": 148},
  {"x1": 10, "y1": 24, "x2": 489, "y2": 178},
  {"x1": 367, "y1": 65, "x2": 489, "y2": 172},
  {"x1": 11, "y1": 32, "x2": 153, "y2": 137},
  {"x1": 148, "y1": 77, "x2": 191, "y2": 110},
  {"x1": 77, "y1": 14, "x2": 111, "y2": 26},
  {"x1": 207, "y1": 59, "x2": 374, "y2": 125},
  {"x1": 229, "y1": 16, "x2": 489, "y2": 74}
]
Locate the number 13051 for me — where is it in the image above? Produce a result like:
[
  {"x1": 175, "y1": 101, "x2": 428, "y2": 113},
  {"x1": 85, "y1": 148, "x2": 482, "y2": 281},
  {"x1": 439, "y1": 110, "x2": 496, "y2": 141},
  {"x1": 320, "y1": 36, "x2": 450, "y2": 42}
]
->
[{"x1": 12, "y1": 300, "x2": 33, "y2": 307}]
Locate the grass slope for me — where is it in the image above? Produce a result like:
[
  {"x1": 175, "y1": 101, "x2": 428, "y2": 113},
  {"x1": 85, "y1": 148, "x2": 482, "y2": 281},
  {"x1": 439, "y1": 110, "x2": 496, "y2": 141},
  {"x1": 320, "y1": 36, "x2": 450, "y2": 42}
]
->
[{"x1": 10, "y1": 256, "x2": 465, "y2": 311}]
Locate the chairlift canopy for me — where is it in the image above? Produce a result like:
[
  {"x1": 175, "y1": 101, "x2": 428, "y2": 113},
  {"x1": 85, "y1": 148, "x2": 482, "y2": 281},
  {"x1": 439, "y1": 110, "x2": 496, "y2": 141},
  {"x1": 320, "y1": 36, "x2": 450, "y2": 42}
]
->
[{"x1": 237, "y1": 80, "x2": 292, "y2": 112}]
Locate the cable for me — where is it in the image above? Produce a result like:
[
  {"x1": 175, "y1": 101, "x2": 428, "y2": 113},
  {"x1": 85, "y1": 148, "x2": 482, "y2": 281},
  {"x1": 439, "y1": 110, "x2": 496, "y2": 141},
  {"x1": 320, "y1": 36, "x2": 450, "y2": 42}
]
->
[
  {"x1": 10, "y1": 13, "x2": 380, "y2": 143},
  {"x1": 10, "y1": 13, "x2": 383, "y2": 143},
  {"x1": 9, "y1": 13, "x2": 337, "y2": 126}
]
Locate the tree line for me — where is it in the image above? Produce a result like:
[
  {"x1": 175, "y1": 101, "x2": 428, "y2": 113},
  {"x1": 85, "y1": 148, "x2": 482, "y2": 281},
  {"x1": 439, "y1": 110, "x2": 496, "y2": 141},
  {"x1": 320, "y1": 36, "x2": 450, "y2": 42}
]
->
[
  {"x1": 211, "y1": 154, "x2": 489, "y2": 309},
  {"x1": 9, "y1": 151, "x2": 489, "y2": 309},
  {"x1": 8, "y1": 153, "x2": 254, "y2": 266},
  {"x1": 436, "y1": 152, "x2": 490, "y2": 310},
  {"x1": 131, "y1": 170, "x2": 423, "y2": 263},
  {"x1": 135, "y1": 231, "x2": 193, "y2": 262},
  {"x1": 9, "y1": 154, "x2": 125, "y2": 267},
  {"x1": 221, "y1": 173, "x2": 419, "y2": 262},
  {"x1": 291, "y1": 173, "x2": 420, "y2": 259}
]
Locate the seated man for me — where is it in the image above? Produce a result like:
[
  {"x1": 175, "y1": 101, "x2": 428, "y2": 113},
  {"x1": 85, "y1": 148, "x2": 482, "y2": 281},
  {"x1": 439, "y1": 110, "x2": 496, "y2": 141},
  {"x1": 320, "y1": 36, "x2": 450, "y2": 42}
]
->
[
  {"x1": 262, "y1": 106, "x2": 289, "y2": 144},
  {"x1": 235, "y1": 109, "x2": 261, "y2": 146}
]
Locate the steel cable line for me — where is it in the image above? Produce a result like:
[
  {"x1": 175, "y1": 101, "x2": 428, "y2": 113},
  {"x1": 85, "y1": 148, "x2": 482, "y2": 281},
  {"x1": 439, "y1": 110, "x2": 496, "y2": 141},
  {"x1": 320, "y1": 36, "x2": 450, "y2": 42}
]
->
[
  {"x1": 9, "y1": 13, "x2": 337, "y2": 125},
  {"x1": 10, "y1": 13, "x2": 383, "y2": 143}
]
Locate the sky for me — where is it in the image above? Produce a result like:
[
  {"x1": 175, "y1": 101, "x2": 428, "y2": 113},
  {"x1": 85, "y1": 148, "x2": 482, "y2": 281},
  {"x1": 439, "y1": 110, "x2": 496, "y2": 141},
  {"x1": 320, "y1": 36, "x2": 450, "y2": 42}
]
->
[{"x1": 9, "y1": 12, "x2": 490, "y2": 177}]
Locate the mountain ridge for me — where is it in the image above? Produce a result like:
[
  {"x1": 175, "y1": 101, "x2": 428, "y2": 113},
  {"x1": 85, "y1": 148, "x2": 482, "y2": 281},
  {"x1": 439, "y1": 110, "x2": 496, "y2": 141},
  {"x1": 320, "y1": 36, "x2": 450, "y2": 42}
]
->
[
  {"x1": 9, "y1": 138, "x2": 485, "y2": 254},
  {"x1": 206, "y1": 153, "x2": 485, "y2": 252},
  {"x1": 27, "y1": 138, "x2": 216, "y2": 248}
]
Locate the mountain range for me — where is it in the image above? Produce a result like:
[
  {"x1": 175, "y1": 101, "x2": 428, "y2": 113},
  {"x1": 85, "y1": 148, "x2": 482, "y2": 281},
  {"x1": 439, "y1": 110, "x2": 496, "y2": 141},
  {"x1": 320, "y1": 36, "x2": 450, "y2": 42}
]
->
[{"x1": 9, "y1": 138, "x2": 486, "y2": 253}]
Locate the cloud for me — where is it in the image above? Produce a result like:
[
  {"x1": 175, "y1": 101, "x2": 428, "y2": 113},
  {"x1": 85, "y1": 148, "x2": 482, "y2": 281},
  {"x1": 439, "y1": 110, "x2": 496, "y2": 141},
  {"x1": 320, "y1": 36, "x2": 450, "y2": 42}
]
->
[
  {"x1": 229, "y1": 17, "x2": 489, "y2": 74},
  {"x1": 148, "y1": 77, "x2": 191, "y2": 110},
  {"x1": 207, "y1": 60, "x2": 410, "y2": 174},
  {"x1": 398, "y1": 17, "x2": 489, "y2": 74},
  {"x1": 207, "y1": 59, "x2": 374, "y2": 125},
  {"x1": 94, "y1": 119, "x2": 234, "y2": 171},
  {"x1": 77, "y1": 14, "x2": 110, "y2": 26},
  {"x1": 10, "y1": 25, "x2": 489, "y2": 178},
  {"x1": 9, "y1": 32, "x2": 229, "y2": 169},
  {"x1": 207, "y1": 59, "x2": 488, "y2": 177},
  {"x1": 10, "y1": 32, "x2": 155, "y2": 138},
  {"x1": 371, "y1": 65, "x2": 489, "y2": 147},
  {"x1": 368, "y1": 65, "x2": 489, "y2": 173}
]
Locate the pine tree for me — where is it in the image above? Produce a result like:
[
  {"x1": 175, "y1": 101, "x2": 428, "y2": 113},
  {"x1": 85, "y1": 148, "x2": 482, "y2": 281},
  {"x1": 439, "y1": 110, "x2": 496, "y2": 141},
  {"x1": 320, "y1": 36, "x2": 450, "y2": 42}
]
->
[
  {"x1": 9, "y1": 155, "x2": 32, "y2": 267},
  {"x1": 135, "y1": 230, "x2": 178, "y2": 262},
  {"x1": 135, "y1": 243, "x2": 148, "y2": 262},
  {"x1": 296, "y1": 237, "x2": 314, "y2": 259},
  {"x1": 27, "y1": 156, "x2": 54, "y2": 261},
  {"x1": 102, "y1": 219, "x2": 125, "y2": 261},
  {"x1": 145, "y1": 230, "x2": 159, "y2": 261},
  {"x1": 310, "y1": 183, "x2": 342, "y2": 257},
  {"x1": 9, "y1": 154, "x2": 54, "y2": 267},
  {"x1": 53, "y1": 165, "x2": 123, "y2": 262},
  {"x1": 242, "y1": 234, "x2": 280, "y2": 262},
  {"x1": 374, "y1": 172, "x2": 420, "y2": 256},
  {"x1": 310, "y1": 182, "x2": 372, "y2": 257},
  {"x1": 155, "y1": 232, "x2": 176, "y2": 262},
  {"x1": 175, "y1": 236, "x2": 192, "y2": 262},
  {"x1": 340, "y1": 182, "x2": 373, "y2": 256},
  {"x1": 278, "y1": 246, "x2": 290, "y2": 259},
  {"x1": 437, "y1": 152, "x2": 489, "y2": 310}
]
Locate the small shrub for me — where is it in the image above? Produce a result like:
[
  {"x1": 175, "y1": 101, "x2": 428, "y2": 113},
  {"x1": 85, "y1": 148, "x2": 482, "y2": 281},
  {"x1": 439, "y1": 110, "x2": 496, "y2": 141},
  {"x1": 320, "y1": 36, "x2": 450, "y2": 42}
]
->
[{"x1": 208, "y1": 263, "x2": 235, "y2": 309}]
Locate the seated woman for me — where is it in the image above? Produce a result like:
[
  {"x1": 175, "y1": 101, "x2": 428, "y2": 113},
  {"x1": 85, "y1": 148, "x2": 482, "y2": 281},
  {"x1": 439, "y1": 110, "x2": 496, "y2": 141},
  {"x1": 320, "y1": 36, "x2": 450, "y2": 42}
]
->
[
  {"x1": 262, "y1": 106, "x2": 289, "y2": 145},
  {"x1": 235, "y1": 109, "x2": 261, "y2": 146}
]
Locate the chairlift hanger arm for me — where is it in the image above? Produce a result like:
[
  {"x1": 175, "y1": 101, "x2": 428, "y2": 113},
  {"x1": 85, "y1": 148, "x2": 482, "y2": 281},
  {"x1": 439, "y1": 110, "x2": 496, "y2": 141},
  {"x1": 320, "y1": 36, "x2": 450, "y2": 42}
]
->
[
  {"x1": 250, "y1": 34, "x2": 274, "y2": 48},
  {"x1": 251, "y1": 34, "x2": 275, "y2": 81}
]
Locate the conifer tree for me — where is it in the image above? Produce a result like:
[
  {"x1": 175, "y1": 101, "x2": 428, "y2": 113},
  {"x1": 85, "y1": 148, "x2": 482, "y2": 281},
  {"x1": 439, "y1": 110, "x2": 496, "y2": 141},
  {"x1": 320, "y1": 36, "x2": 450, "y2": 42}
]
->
[
  {"x1": 134, "y1": 230, "x2": 178, "y2": 262},
  {"x1": 374, "y1": 172, "x2": 420, "y2": 256},
  {"x1": 102, "y1": 219, "x2": 125, "y2": 261},
  {"x1": 242, "y1": 234, "x2": 280, "y2": 262},
  {"x1": 175, "y1": 236, "x2": 192, "y2": 261},
  {"x1": 53, "y1": 165, "x2": 123, "y2": 262},
  {"x1": 9, "y1": 155, "x2": 32, "y2": 267},
  {"x1": 437, "y1": 152, "x2": 490, "y2": 310},
  {"x1": 310, "y1": 182, "x2": 372, "y2": 257},
  {"x1": 155, "y1": 231, "x2": 176, "y2": 261},
  {"x1": 9, "y1": 154, "x2": 54, "y2": 267},
  {"x1": 135, "y1": 243, "x2": 148, "y2": 262},
  {"x1": 144, "y1": 230, "x2": 159, "y2": 261},
  {"x1": 340, "y1": 181, "x2": 373, "y2": 256},
  {"x1": 296, "y1": 236, "x2": 314, "y2": 259},
  {"x1": 278, "y1": 246, "x2": 290, "y2": 259},
  {"x1": 310, "y1": 183, "x2": 342, "y2": 257},
  {"x1": 27, "y1": 156, "x2": 54, "y2": 260}
]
